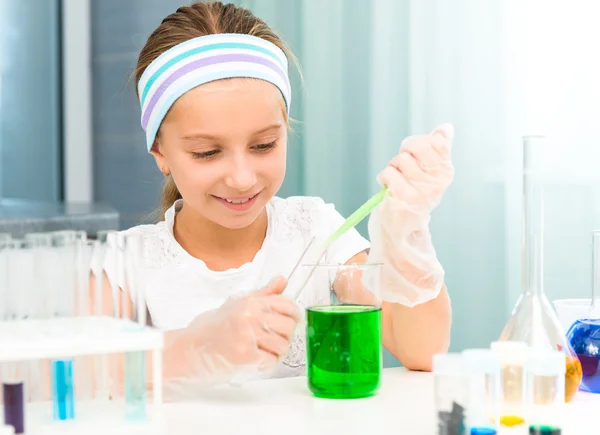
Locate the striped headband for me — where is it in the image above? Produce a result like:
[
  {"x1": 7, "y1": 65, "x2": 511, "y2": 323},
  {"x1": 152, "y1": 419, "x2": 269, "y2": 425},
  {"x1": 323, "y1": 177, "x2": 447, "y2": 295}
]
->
[{"x1": 137, "y1": 33, "x2": 292, "y2": 152}]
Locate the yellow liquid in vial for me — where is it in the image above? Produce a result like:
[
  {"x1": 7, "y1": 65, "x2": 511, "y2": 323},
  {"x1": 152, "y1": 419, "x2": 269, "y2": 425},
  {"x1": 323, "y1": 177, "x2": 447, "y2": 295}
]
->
[{"x1": 500, "y1": 364, "x2": 526, "y2": 427}]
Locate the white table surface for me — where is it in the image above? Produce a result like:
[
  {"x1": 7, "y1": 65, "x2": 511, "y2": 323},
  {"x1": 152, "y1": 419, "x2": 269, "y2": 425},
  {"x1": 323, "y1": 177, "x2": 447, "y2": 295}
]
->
[{"x1": 160, "y1": 367, "x2": 600, "y2": 435}]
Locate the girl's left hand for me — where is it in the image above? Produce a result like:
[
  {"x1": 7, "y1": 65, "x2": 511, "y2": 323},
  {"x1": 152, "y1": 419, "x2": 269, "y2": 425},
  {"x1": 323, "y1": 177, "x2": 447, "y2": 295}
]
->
[
  {"x1": 377, "y1": 123, "x2": 455, "y2": 217},
  {"x1": 364, "y1": 123, "x2": 455, "y2": 307}
]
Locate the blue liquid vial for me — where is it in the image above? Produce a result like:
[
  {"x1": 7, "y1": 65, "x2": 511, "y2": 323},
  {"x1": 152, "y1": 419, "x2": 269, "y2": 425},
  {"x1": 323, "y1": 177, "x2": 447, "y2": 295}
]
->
[
  {"x1": 125, "y1": 352, "x2": 146, "y2": 421},
  {"x1": 51, "y1": 359, "x2": 75, "y2": 420},
  {"x1": 566, "y1": 318, "x2": 600, "y2": 393},
  {"x1": 471, "y1": 429, "x2": 497, "y2": 435}
]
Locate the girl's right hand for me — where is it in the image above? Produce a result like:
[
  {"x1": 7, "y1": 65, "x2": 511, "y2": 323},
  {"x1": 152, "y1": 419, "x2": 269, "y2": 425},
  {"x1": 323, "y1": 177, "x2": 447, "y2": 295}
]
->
[{"x1": 164, "y1": 275, "x2": 301, "y2": 389}]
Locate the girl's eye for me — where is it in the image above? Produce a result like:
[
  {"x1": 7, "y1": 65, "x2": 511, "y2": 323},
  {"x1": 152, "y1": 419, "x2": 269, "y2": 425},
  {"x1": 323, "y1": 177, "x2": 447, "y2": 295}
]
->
[
  {"x1": 191, "y1": 149, "x2": 220, "y2": 160},
  {"x1": 252, "y1": 141, "x2": 277, "y2": 152}
]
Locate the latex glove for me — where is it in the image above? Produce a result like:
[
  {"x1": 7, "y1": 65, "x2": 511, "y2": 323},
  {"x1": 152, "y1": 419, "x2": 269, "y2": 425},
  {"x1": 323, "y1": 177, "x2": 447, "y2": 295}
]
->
[
  {"x1": 163, "y1": 276, "x2": 301, "y2": 397},
  {"x1": 365, "y1": 123, "x2": 454, "y2": 307}
]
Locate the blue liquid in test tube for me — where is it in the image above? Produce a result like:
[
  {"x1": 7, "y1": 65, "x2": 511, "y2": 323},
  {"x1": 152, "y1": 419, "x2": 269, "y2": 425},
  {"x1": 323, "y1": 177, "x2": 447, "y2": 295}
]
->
[
  {"x1": 125, "y1": 351, "x2": 147, "y2": 420},
  {"x1": 49, "y1": 231, "x2": 80, "y2": 421},
  {"x1": 122, "y1": 234, "x2": 148, "y2": 421},
  {"x1": 51, "y1": 359, "x2": 75, "y2": 421}
]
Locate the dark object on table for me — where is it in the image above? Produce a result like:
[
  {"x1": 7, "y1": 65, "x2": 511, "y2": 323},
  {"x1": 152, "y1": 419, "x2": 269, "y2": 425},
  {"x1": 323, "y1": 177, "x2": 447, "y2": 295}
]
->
[
  {"x1": 438, "y1": 401, "x2": 465, "y2": 435},
  {"x1": 529, "y1": 425, "x2": 561, "y2": 435}
]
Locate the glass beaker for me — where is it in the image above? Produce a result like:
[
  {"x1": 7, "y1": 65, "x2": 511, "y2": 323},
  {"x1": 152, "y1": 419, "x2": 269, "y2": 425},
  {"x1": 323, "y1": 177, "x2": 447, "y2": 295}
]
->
[
  {"x1": 498, "y1": 136, "x2": 582, "y2": 403},
  {"x1": 304, "y1": 263, "x2": 382, "y2": 399},
  {"x1": 566, "y1": 230, "x2": 600, "y2": 393}
]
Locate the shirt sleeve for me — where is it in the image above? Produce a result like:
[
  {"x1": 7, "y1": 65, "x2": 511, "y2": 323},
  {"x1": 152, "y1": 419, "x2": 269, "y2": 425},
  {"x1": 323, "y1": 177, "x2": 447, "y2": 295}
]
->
[{"x1": 314, "y1": 198, "x2": 371, "y2": 265}]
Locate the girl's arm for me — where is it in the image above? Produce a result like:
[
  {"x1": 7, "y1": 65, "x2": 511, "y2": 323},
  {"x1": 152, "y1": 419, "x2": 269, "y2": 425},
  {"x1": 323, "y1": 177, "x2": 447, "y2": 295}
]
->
[{"x1": 337, "y1": 250, "x2": 451, "y2": 371}]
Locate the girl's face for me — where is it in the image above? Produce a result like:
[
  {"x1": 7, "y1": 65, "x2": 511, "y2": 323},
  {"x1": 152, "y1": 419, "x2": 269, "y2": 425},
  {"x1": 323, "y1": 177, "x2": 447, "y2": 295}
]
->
[{"x1": 152, "y1": 79, "x2": 287, "y2": 230}]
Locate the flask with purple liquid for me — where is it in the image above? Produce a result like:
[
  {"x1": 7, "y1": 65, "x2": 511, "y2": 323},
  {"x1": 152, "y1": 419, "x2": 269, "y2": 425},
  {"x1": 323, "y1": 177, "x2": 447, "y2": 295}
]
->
[{"x1": 566, "y1": 231, "x2": 600, "y2": 393}]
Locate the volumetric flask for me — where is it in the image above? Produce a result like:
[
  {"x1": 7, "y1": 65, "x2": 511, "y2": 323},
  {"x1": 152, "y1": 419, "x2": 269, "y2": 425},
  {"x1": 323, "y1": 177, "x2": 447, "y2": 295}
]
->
[
  {"x1": 462, "y1": 349, "x2": 501, "y2": 435},
  {"x1": 433, "y1": 353, "x2": 466, "y2": 435},
  {"x1": 525, "y1": 350, "x2": 565, "y2": 435},
  {"x1": 305, "y1": 263, "x2": 382, "y2": 399},
  {"x1": 498, "y1": 136, "x2": 582, "y2": 402}
]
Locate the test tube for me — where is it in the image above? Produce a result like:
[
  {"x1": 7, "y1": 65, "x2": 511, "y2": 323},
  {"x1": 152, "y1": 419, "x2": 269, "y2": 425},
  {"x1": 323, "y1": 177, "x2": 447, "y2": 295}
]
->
[
  {"x1": 101, "y1": 231, "x2": 123, "y2": 403},
  {"x1": 462, "y1": 349, "x2": 501, "y2": 435},
  {"x1": 122, "y1": 234, "x2": 147, "y2": 421},
  {"x1": 50, "y1": 231, "x2": 77, "y2": 421},
  {"x1": 0, "y1": 233, "x2": 10, "y2": 399},
  {"x1": 3, "y1": 239, "x2": 28, "y2": 434},
  {"x1": 490, "y1": 341, "x2": 529, "y2": 429},
  {"x1": 525, "y1": 350, "x2": 565, "y2": 435},
  {"x1": 89, "y1": 235, "x2": 110, "y2": 402},
  {"x1": 433, "y1": 353, "x2": 466, "y2": 435},
  {"x1": 72, "y1": 231, "x2": 92, "y2": 403},
  {"x1": 23, "y1": 232, "x2": 53, "y2": 402}
]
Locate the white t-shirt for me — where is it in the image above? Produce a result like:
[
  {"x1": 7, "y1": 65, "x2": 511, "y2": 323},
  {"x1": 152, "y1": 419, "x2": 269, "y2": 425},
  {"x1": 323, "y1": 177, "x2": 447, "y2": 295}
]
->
[{"x1": 106, "y1": 196, "x2": 370, "y2": 380}]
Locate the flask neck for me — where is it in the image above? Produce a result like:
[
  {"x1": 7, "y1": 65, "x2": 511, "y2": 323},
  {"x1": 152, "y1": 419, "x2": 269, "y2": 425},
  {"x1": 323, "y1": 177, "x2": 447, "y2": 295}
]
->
[{"x1": 522, "y1": 136, "x2": 544, "y2": 297}]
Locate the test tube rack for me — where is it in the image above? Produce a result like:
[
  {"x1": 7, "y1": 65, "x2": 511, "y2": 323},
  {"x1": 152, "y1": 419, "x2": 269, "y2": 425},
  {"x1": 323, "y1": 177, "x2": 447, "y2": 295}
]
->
[{"x1": 0, "y1": 316, "x2": 165, "y2": 435}]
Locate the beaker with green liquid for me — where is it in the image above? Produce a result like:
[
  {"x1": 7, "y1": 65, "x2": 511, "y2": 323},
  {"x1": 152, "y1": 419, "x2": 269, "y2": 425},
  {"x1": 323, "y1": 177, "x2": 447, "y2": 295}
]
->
[{"x1": 305, "y1": 263, "x2": 383, "y2": 399}]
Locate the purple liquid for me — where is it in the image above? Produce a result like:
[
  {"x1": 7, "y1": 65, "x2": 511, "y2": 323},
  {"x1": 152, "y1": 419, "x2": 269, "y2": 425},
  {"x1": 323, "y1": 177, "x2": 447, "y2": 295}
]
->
[
  {"x1": 567, "y1": 318, "x2": 600, "y2": 393},
  {"x1": 3, "y1": 382, "x2": 24, "y2": 434}
]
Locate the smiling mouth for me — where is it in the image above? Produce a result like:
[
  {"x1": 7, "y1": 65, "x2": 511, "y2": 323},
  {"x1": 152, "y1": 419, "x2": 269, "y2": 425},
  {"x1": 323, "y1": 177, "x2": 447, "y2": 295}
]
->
[
  {"x1": 223, "y1": 196, "x2": 255, "y2": 204},
  {"x1": 217, "y1": 192, "x2": 259, "y2": 203},
  {"x1": 212, "y1": 191, "x2": 262, "y2": 211}
]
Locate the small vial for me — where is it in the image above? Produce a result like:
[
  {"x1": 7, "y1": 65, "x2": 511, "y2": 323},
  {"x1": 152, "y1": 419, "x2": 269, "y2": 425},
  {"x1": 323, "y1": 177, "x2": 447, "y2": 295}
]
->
[
  {"x1": 490, "y1": 341, "x2": 528, "y2": 429},
  {"x1": 525, "y1": 350, "x2": 564, "y2": 435},
  {"x1": 462, "y1": 349, "x2": 501, "y2": 435},
  {"x1": 433, "y1": 353, "x2": 466, "y2": 435}
]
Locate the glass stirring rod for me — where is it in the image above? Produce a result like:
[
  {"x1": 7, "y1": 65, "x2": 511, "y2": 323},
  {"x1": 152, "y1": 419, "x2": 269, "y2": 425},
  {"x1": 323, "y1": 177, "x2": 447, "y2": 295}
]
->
[{"x1": 287, "y1": 187, "x2": 388, "y2": 301}]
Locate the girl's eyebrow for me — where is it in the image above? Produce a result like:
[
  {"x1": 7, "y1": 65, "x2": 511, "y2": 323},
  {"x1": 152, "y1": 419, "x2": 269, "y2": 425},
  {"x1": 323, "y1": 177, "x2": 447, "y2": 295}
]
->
[{"x1": 181, "y1": 123, "x2": 282, "y2": 141}]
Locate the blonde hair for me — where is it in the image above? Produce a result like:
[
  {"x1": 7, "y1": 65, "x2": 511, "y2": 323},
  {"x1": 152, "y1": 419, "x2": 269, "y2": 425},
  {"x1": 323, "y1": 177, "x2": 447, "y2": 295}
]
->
[{"x1": 135, "y1": 1, "x2": 299, "y2": 220}]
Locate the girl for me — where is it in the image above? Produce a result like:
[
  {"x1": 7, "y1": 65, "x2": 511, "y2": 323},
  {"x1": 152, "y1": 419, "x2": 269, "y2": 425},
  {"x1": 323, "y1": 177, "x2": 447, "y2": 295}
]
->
[{"x1": 105, "y1": 0, "x2": 454, "y2": 395}]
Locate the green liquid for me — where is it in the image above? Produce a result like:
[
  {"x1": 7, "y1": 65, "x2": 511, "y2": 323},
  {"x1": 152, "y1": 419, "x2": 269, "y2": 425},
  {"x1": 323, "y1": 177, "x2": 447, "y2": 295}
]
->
[
  {"x1": 306, "y1": 304, "x2": 382, "y2": 399},
  {"x1": 529, "y1": 426, "x2": 561, "y2": 435}
]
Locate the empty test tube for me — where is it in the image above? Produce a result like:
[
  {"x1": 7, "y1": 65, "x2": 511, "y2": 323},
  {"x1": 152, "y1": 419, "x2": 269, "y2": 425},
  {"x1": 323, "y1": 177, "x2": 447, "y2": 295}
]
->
[
  {"x1": 462, "y1": 349, "x2": 501, "y2": 435},
  {"x1": 433, "y1": 353, "x2": 466, "y2": 435},
  {"x1": 23, "y1": 232, "x2": 53, "y2": 402},
  {"x1": 525, "y1": 350, "x2": 565, "y2": 435},
  {"x1": 89, "y1": 236, "x2": 110, "y2": 401}
]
